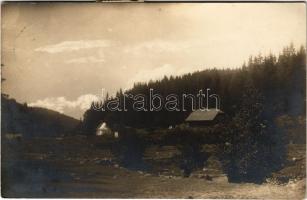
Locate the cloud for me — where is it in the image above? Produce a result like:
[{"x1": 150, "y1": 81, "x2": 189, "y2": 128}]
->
[
  {"x1": 28, "y1": 94, "x2": 99, "y2": 114},
  {"x1": 65, "y1": 56, "x2": 105, "y2": 64},
  {"x1": 65, "y1": 48, "x2": 106, "y2": 64},
  {"x1": 125, "y1": 64, "x2": 202, "y2": 89},
  {"x1": 120, "y1": 65, "x2": 127, "y2": 70},
  {"x1": 35, "y1": 40, "x2": 111, "y2": 53},
  {"x1": 124, "y1": 40, "x2": 191, "y2": 55}
]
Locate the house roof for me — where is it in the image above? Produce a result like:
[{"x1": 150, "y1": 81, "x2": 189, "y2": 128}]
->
[
  {"x1": 97, "y1": 122, "x2": 109, "y2": 130},
  {"x1": 185, "y1": 109, "x2": 224, "y2": 122}
]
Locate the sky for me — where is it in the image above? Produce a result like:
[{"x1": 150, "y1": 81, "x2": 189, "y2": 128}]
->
[{"x1": 2, "y1": 2, "x2": 306, "y2": 119}]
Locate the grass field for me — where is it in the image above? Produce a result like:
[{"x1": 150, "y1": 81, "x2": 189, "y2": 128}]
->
[{"x1": 2, "y1": 135, "x2": 305, "y2": 198}]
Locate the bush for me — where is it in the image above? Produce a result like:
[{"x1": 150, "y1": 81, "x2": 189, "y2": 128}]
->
[
  {"x1": 221, "y1": 85, "x2": 286, "y2": 183},
  {"x1": 111, "y1": 128, "x2": 147, "y2": 170}
]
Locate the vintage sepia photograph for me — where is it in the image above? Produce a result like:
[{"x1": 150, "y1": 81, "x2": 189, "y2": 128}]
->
[{"x1": 1, "y1": 2, "x2": 306, "y2": 198}]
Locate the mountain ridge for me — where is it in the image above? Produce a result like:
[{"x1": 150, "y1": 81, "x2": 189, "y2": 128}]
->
[{"x1": 1, "y1": 95, "x2": 80, "y2": 138}]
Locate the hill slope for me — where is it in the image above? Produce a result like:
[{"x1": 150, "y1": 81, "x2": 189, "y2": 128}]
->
[
  {"x1": 1, "y1": 95, "x2": 79, "y2": 138},
  {"x1": 82, "y1": 45, "x2": 306, "y2": 131}
]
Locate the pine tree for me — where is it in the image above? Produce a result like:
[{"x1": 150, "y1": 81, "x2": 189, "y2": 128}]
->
[{"x1": 223, "y1": 82, "x2": 285, "y2": 183}]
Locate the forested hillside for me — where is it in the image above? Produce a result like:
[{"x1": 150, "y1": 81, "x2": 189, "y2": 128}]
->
[
  {"x1": 83, "y1": 45, "x2": 306, "y2": 132},
  {"x1": 1, "y1": 95, "x2": 79, "y2": 138}
]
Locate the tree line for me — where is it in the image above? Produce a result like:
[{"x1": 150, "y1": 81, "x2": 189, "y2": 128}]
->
[{"x1": 82, "y1": 44, "x2": 306, "y2": 133}]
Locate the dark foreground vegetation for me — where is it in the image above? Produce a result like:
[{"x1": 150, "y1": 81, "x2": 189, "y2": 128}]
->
[{"x1": 2, "y1": 135, "x2": 305, "y2": 198}]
